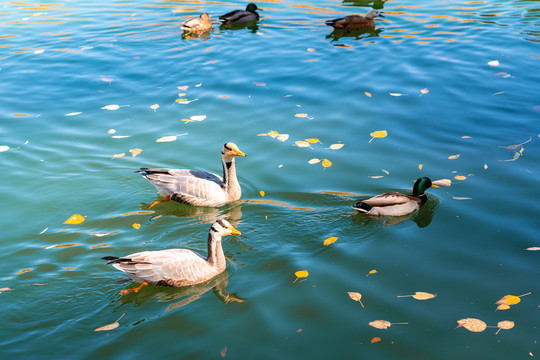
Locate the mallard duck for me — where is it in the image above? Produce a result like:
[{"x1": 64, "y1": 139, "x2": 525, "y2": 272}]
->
[
  {"x1": 325, "y1": 9, "x2": 384, "y2": 30},
  {"x1": 181, "y1": 13, "x2": 212, "y2": 33},
  {"x1": 102, "y1": 219, "x2": 241, "y2": 294},
  {"x1": 137, "y1": 143, "x2": 246, "y2": 207},
  {"x1": 353, "y1": 177, "x2": 437, "y2": 216},
  {"x1": 219, "y1": 3, "x2": 260, "y2": 25}
]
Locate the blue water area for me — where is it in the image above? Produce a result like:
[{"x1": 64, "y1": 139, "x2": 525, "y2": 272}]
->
[{"x1": 1, "y1": 0, "x2": 540, "y2": 358}]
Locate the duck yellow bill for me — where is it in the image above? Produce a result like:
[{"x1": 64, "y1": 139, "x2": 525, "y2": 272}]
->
[
  {"x1": 431, "y1": 184, "x2": 440, "y2": 189},
  {"x1": 230, "y1": 227, "x2": 242, "y2": 236},
  {"x1": 236, "y1": 150, "x2": 247, "y2": 157}
]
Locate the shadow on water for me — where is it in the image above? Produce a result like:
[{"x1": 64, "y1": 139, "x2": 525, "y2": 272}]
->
[
  {"x1": 326, "y1": 27, "x2": 382, "y2": 42},
  {"x1": 180, "y1": 30, "x2": 212, "y2": 41},
  {"x1": 342, "y1": 0, "x2": 387, "y2": 9},
  {"x1": 115, "y1": 271, "x2": 246, "y2": 312},
  {"x1": 219, "y1": 22, "x2": 260, "y2": 33},
  {"x1": 350, "y1": 194, "x2": 440, "y2": 229},
  {"x1": 140, "y1": 199, "x2": 243, "y2": 226}
]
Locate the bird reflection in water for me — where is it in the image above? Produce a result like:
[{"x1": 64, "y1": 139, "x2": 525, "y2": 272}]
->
[
  {"x1": 140, "y1": 200, "x2": 243, "y2": 226},
  {"x1": 326, "y1": 27, "x2": 382, "y2": 42}
]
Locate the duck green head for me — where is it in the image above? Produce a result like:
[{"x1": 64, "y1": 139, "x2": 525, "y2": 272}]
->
[
  {"x1": 246, "y1": 3, "x2": 258, "y2": 12},
  {"x1": 413, "y1": 177, "x2": 434, "y2": 196}
]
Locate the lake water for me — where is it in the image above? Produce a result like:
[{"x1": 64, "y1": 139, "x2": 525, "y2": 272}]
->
[{"x1": 1, "y1": 0, "x2": 540, "y2": 358}]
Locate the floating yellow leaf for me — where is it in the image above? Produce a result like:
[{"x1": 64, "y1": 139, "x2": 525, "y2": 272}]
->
[
  {"x1": 156, "y1": 135, "x2": 177, "y2": 142},
  {"x1": 132, "y1": 223, "x2": 141, "y2": 230},
  {"x1": 323, "y1": 236, "x2": 337, "y2": 246},
  {"x1": 367, "y1": 270, "x2": 377, "y2": 276},
  {"x1": 448, "y1": 154, "x2": 460, "y2": 159},
  {"x1": 308, "y1": 158, "x2": 321, "y2": 164},
  {"x1": 496, "y1": 304, "x2": 511, "y2": 311},
  {"x1": 456, "y1": 318, "x2": 486, "y2": 332},
  {"x1": 295, "y1": 141, "x2": 311, "y2": 148},
  {"x1": 371, "y1": 337, "x2": 381, "y2": 343},
  {"x1": 418, "y1": 164, "x2": 423, "y2": 170},
  {"x1": 347, "y1": 291, "x2": 364, "y2": 307},
  {"x1": 12, "y1": 114, "x2": 28, "y2": 117},
  {"x1": 454, "y1": 175, "x2": 467, "y2": 180},
  {"x1": 369, "y1": 130, "x2": 387, "y2": 143},
  {"x1": 432, "y1": 179, "x2": 452, "y2": 187},
  {"x1": 369, "y1": 320, "x2": 392, "y2": 329},
  {"x1": 322, "y1": 159, "x2": 332, "y2": 168},
  {"x1": 305, "y1": 138, "x2": 320, "y2": 144},
  {"x1": 129, "y1": 148, "x2": 142, "y2": 157},
  {"x1": 495, "y1": 320, "x2": 515, "y2": 334},
  {"x1": 496, "y1": 292, "x2": 530, "y2": 307},
  {"x1": 150, "y1": 104, "x2": 159, "y2": 111},
  {"x1": 15, "y1": 268, "x2": 32, "y2": 275},
  {"x1": 112, "y1": 153, "x2": 125, "y2": 159},
  {"x1": 268, "y1": 131, "x2": 278, "y2": 138},
  {"x1": 364, "y1": 92, "x2": 372, "y2": 97},
  {"x1": 64, "y1": 214, "x2": 85, "y2": 225},
  {"x1": 94, "y1": 313, "x2": 125, "y2": 332},
  {"x1": 260, "y1": 191, "x2": 265, "y2": 197},
  {"x1": 295, "y1": 270, "x2": 309, "y2": 278},
  {"x1": 295, "y1": 113, "x2": 308, "y2": 118},
  {"x1": 276, "y1": 134, "x2": 289, "y2": 142},
  {"x1": 101, "y1": 104, "x2": 120, "y2": 111},
  {"x1": 398, "y1": 292, "x2": 437, "y2": 300},
  {"x1": 420, "y1": 88, "x2": 429, "y2": 95}
]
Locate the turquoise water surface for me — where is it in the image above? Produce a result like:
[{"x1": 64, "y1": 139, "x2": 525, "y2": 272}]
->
[{"x1": 1, "y1": 0, "x2": 540, "y2": 359}]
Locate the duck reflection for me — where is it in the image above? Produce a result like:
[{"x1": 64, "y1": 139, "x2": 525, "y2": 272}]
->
[
  {"x1": 352, "y1": 195, "x2": 439, "y2": 228},
  {"x1": 326, "y1": 27, "x2": 382, "y2": 42},
  {"x1": 117, "y1": 271, "x2": 246, "y2": 312}
]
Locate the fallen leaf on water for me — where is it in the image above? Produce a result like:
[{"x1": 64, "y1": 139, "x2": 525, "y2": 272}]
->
[
  {"x1": 369, "y1": 130, "x2": 387, "y2": 143},
  {"x1": 525, "y1": 247, "x2": 540, "y2": 251},
  {"x1": 454, "y1": 175, "x2": 467, "y2": 180},
  {"x1": 0, "y1": 145, "x2": 9, "y2": 152},
  {"x1": 112, "y1": 153, "x2": 125, "y2": 159},
  {"x1": 94, "y1": 313, "x2": 125, "y2": 332},
  {"x1": 364, "y1": 92, "x2": 372, "y2": 97},
  {"x1": 150, "y1": 104, "x2": 159, "y2": 112},
  {"x1": 432, "y1": 179, "x2": 452, "y2": 187},
  {"x1": 484, "y1": 164, "x2": 488, "y2": 170},
  {"x1": 177, "y1": 85, "x2": 189, "y2": 91},
  {"x1": 495, "y1": 320, "x2": 515, "y2": 335},
  {"x1": 420, "y1": 88, "x2": 429, "y2": 95},
  {"x1": 259, "y1": 191, "x2": 265, "y2": 197},
  {"x1": 65, "y1": 112, "x2": 82, "y2": 116},
  {"x1": 367, "y1": 270, "x2": 377, "y2": 276},
  {"x1": 370, "y1": 176, "x2": 384, "y2": 179},
  {"x1": 371, "y1": 337, "x2": 381, "y2": 343},
  {"x1": 156, "y1": 136, "x2": 177, "y2": 142},
  {"x1": 488, "y1": 60, "x2": 500, "y2": 67},
  {"x1": 496, "y1": 292, "x2": 531, "y2": 308},
  {"x1": 90, "y1": 243, "x2": 111, "y2": 249},
  {"x1": 195, "y1": 83, "x2": 202, "y2": 87},
  {"x1": 347, "y1": 291, "x2": 364, "y2": 307},
  {"x1": 308, "y1": 158, "x2": 321, "y2": 164},
  {"x1": 0, "y1": 287, "x2": 12, "y2": 293},
  {"x1": 496, "y1": 304, "x2": 511, "y2": 311},
  {"x1": 499, "y1": 137, "x2": 531, "y2": 150},
  {"x1": 501, "y1": 148, "x2": 523, "y2": 162},
  {"x1": 253, "y1": 81, "x2": 266, "y2": 87},
  {"x1": 220, "y1": 346, "x2": 227, "y2": 358},
  {"x1": 277, "y1": 134, "x2": 289, "y2": 142},
  {"x1": 190, "y1": 115, "x2": 206, "y2": 121},
  {"x1": 305, "y1": 138, "x2": 320, "y2": 144},
  {"x1": 323, "y1": 236, "x2": 337, "y2": 246},
  {"x1": 64, "y1": 214, "x2": 85, "y2": 225},
  {"x1": 295, "y1": 113, "x2": 308, "y2": 118},
  {"x1": 101, "y1": 104, "x2": 121, "y2": 111},
  {"x1": 382, "y1": 169, "x2": 389, "y2": 175},
  {"x1": 132, "y1": 223, "x2": 141, "y2": 230},
  {"x1": 307, "y1": 48, "x2": 316, "y2": 52},
  {"x1": 398, "y1": 292, "x2": 437, "y2": 300},
  {"x1": 368, "y1": 320, "x2": 408, "y2": 329},
  {"x1": 322, "y1": 159, "x2": 332, "y2": 168},
  {"x1": 295, "y1": 141, "x2": 311, "y2": 148},
  {"x1": 418, "y1": 164, "x2": 423, "y2": 170},
  {"x1": 456, "y1": 318, "x2": 486, "y2": 332},
  {"x1": 129, "y1": 148, "x2": 142, "y2": 157},
  {"x1": 295, "y1": 270, "x2": 308, "y2": 278},
  {"x1": 329, "y1": 144, "x2": 344, "y2": 150},
  {"x1": 46, "y1": 243, "x2": 82, "y2": 249},
  {"x1": 389, "y1": 93, "x2": 406, "y2": 96},
  {"x1": 448, "y1": 154, "x2": 460, "y2": 159},
  {"x1": 92, "y1": 231, "x2": 122, "y2": 237}
]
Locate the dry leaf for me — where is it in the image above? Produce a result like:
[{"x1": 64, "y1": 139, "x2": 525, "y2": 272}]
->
[
  {"x1": 65, "y1": 112, "x2": 82, "y2": 116},
  {"x1": 488, "y1": 60, "x2": 500, "y2": 67},
  {"x1": 347, "y1": 291, "x2": 364, "y2": 307},
  {"x1": 369, "y1": 130, "x2": 387, "y2": 143},
  {"x1": 484, "y1": 164, "x2": 488, "y2": 170},
  {"x1": 389, "y1": 93, "x2": 405, "y2": 96},
  {"x1": 129, "y1": 149, "x2": 142, "y2": 157},
  {"x1": 259, "y1": 191, "x2": 265, "y2": 197},
  {"x1": 496, "y1": 293, "x2": 530, "y2": 307},
  {"x1": 322, "y1": 159, "x2": 332, "y2": 168},
  {"x1": 418, "y1": 164, "x2": 423, "y2": 170},
  {"x1": 295, "y1": 270, "x2": 308, "y2": 278},
  {"x1": 276, "y1": 134, "x2": 289, "y2": 142},
  {"x1": 305, "y1": 138, "x2": 320, "y2": 144},
  {"x1": 295, "y1": 141, "x2": 311, "y2": 148},
  {"x1": 369, "y1": 320, "x2": 392, "y2": 329},
  {"x1": 371, "y1": 337, "x2": 381, "y2": 343},
  {"x1": 101, "y1": 104, "x2": 122, "y2": 111},
  {"x1": 432, "y1": 179, "x2": 452, "y2": 187},
  {"x1": 156, "y1": 136, "x2": 177, "y2": 142},
  {"x1": 15, "y1": 268, "x2": 32, "y2": 275},
  {"x1": 94, "y1": 313, "x2": 125, "y2": 332},
  {"x1": 220, "y1": 346, "x2": 227, "y2": 358},
  {"x1": 367, "y1": 270, "x2": 377, "y2": 276},
  {"x1": 448, "y1": 154, "x2": 460, "y2": 159},
  {"x1": 295, "y1": 113, "x2": 308, "y2": 118},
  {"x1": 64, "y1": 214, "x2": 85, "y2": 225},
  {"x1": 398, "y1": 292, "x2": 437, "y2": 300},
  {"x1": 454, "y1": 175, "x2": 467, "y2": 180},
  {"x1": 0, "y1": 145, "x2": 9, "y2": 152},
  {"x1": 329, "y1": 144, "x2": 344, "y2": 150},
  {"x1": 150, "y1": 104, "x2": 159, "y2": 111},
  {"x1": 496, "y1": 320, "x2": 515, "y2": 334},
  {"x1": 0, "y1": 287, "x2": 12, "y2": 293},
  {"x1": 307, "y1": 48, "x2": 316, "y2": 52},
  {"x1": 189, "y1": 115, "x2": 206, "y2": 121},
  {"x1": 364, "y1": 92, "x2": 372, "y2": 97},
  {"x1": 308, "y1": 158, "x2": 321, "y2": 164},
  {"x1": 112, "y1": 153, "x2": 125, "y2": 159},
  {"x1": 177, "y1": 85, "x2": 189, "y2": 91},
  {"x1": 496, "y1": 304, "x2": 511, "y2": 311},
  {"x1": 420, "y1": 88, "x2": 429, "y2": 95},
  {"x1": 132, "y1": 223, "x2": 141, "y2": 230},
  {"x1": 456, "y1": 318, "x2": 486, "y2": 332},
  {"x1": 323, "y1": 237, "x2": 337, "y2": 246}
]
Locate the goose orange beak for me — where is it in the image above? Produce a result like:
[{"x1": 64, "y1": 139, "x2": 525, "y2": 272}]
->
[
  {"x1": 230, "y1": 227, "x2": 242, "y2": 236},
  {"x1": 235, "y1": 150, "x2": 247, "y2": 157}
]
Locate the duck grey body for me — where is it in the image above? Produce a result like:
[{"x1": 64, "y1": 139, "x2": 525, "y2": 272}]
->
[
  {"x1": 138, "y1": 143, "x2": 246, "y2": 207},
  {"x1": 102, "y1": 219, "x2": 241, "y2": 287},
  {"x1": 353, "y1": 177, "x2": 435, "y2": 216}
]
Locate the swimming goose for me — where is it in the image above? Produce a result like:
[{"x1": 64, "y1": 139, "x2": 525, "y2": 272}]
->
[
  {"x1": 137, "y1": 143, "x2": 246, "y2": 207},
  {"x1": 353, "y1": 177, "x2": 437, "y2": 216},
  {"x1": 325, "y1": 9, "x2": 384, "y2": 30},
  {"x1": 102, "y1": 219, "x2": 241, "y2": 294},
  {"x1": 219, "y1": 3, "x2": 260, "y2": 25},
  {"x1": 181, "y1": 13, "x2": 212, "y2": 33}
]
